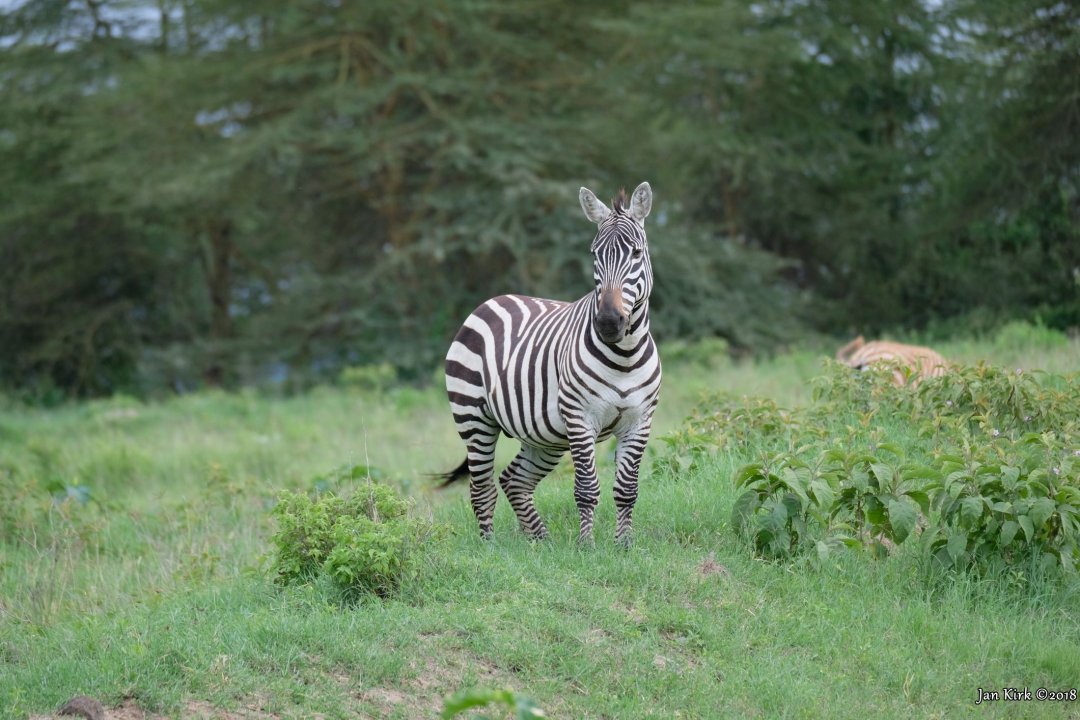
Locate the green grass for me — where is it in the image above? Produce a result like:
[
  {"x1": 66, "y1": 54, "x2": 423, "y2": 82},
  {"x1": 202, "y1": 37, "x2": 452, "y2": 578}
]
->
[{"x1": 2, "y1": 330, "x2": 1080, "y2": 719}]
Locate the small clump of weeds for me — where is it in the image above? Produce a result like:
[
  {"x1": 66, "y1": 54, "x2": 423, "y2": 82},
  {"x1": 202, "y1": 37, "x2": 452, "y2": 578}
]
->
[{"x1": 270, "y1": 464, "x2": 435, "y2": 600}]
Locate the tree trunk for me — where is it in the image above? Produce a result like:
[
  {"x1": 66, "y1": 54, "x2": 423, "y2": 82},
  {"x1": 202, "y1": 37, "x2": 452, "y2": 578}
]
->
[{"x1": 202, "y1": 218, "x2": 233, "y2": 387}]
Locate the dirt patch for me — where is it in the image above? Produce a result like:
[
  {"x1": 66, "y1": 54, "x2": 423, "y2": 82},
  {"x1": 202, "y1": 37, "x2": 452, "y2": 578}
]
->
[
  {"x1": 612, "y1": 600, "x2": 646, "y2": 624},
  {"x1": 182, "y1": 699, "x2": 286, "y2": 719},
  {"x1": 582, "y1": 628, "x2": 610, "y2": 645},
  {"x1": 343, "y1": 642, "x2": 519, "y2": 719},
  {"x1": 30, "y1": 698, "x2": 160, "y2": 720},
  {"x1": 110, "y1": 699, "x2": 156, "y2": 720},
  {"x1": 696, "y1": 552, "x2": 730, "y2": 579},
  {"x1": 33, "y1": 696, "x2": 285, "y2": 720}
]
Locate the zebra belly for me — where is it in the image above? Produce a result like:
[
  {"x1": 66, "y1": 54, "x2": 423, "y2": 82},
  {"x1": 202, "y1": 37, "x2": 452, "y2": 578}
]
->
[
  {"x1": 451, "y1": 294, "x2": 572, "y2": 449},
  {"x1": 485, "y1": 352, "x2": 570, "y2": 449}
]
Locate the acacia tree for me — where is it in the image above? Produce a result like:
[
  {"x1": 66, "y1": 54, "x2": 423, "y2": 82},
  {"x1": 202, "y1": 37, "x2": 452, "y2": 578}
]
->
[{"x1": 1, "y1": 0, "x2": 1075, "y2": 396}]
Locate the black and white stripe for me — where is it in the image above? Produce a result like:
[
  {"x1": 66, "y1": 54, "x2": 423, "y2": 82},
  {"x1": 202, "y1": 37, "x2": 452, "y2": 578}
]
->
[{"x1": 442, "y1": 182, "x2": 662, "y2": 546}]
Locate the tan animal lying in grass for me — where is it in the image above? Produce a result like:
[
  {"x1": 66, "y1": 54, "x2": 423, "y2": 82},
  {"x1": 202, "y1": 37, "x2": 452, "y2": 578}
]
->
[{"x1": 836, "y1": 336, "x2": 949, "y2": 386}]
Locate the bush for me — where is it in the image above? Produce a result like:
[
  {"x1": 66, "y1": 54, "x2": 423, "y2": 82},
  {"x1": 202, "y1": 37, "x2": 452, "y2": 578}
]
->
[
  {"x1": 661, "y1": 361, "x2": 1080, "y2": 577},
  {"x1": 339, "y1": 363, "x2": 398, "y2": 393},
  {"x1": 992, "y1": 320, "x2": 1069, "y2": 353},
  {"x1": 660, "y1": 337, "x2": 731, "y2": 369},
  {"x1": 269, "y1": 469, "x2": 428, "y2": 599}
]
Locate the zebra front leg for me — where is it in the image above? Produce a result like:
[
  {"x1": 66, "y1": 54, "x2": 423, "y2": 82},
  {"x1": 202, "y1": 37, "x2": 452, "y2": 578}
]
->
[
  {"x1": 499, "y1": 445, "x2": 563, "y2": 540},
  {"x1": 464, "y1": 426, "x2": 500, "y2": 539},
  {"x1": 565, "y1": 421, "x2": 601, "y2": 546},
  {"x1": 613, "y1": 424, "x2": 652, "y2": 548}
]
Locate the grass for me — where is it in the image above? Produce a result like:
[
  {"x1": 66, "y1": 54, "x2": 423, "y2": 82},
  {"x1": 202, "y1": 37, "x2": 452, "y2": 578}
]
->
[{"x1": 2, "y1": 327, "x2": 1080, "y2": 719}]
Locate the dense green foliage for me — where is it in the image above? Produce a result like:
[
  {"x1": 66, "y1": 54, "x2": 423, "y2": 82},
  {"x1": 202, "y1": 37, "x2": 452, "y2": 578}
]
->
[
  {"x1": 663, "y1": 362, "x2": 1080, "y2": 575},
  {"x1": 1, "y1": 337, "x2": 1079, "y2": 717},
  {"x1": 270, "y1": 465, "x2": 433, "y2": 599},
  {"x1": 1, "y1": 1, "x2": 1076, "y2": 396}
]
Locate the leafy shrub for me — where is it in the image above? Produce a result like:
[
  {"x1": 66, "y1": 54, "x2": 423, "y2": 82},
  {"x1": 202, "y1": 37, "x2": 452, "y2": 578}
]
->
[
  {"x1": 270, "y1": 469, "x2": 427, "y2": 599},
  {"x1": 923, "y1": 431, "x2": 1080, "y2": 574},
  {"x1": 656, "y1": 395, "x2": 819, "y2": 476},
  {"x1": 663, "y1": 361, "x2": 1080, "y2": 577},
  {"x1": 992, "y1": 320, "x2": 1068, "y2": 353},
  {"x1": 339, "y1": 363, "x2": 398, "y2": 393},
  {"x1": 0, "y1": 463, "x2": 106, "y2": 546},
  {"x1": 661, "y1": 337, "x2": 731, "y2": 369},
  {"x1": 731, "y1": 445, "x2": 933, "y2": 561}
]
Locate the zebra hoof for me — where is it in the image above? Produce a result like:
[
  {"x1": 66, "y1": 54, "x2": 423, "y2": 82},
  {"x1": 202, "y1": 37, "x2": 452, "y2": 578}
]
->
[
  {"x1": 576, "y1": 534, "x2": 596, "y2": 550},
  {"x1": 615, "y1": 534, "x2": 634, "y2": 550}
]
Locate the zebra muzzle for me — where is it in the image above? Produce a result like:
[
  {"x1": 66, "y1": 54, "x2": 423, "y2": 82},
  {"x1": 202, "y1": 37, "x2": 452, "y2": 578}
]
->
[{"x1": 595, "y1": 289, "x2": 629, "y2": 342}]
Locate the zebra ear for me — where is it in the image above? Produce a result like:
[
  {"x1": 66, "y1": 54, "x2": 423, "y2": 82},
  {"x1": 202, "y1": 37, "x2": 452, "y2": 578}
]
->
[
  {"x1": 579, "y1": 187, "x2": 611, "y2": 224},
  {"x1": 629, "y1": 181, "x2": 652, "y2": 222}
]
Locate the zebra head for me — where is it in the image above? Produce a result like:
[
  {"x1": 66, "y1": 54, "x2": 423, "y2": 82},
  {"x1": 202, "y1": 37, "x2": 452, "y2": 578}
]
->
[{"x1": 579, "y1": 181, "x2": 654, "y2": 344}]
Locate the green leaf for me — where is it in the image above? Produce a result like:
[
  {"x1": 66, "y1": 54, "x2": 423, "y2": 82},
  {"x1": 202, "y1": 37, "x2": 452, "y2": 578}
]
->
[
  {"x1": 730, "y1": 490, "x2": 761, "y2": 533},
  {"x1": 849, "y1": 467, "x2": 870, "y2": 492},
  {"x1": 877, "y1": 442, "x2": 904, "y2": 457},
  {"x1": 1017, "y1": 515, "x2": 1035, "y2": 542},
  {"x1": 999, "y1": 520, "x2": 1019, "y2": 547},
  {"x1": 905, "y1": 490, "x2": 931, "y2": 514},
  {"x1": 1029, "y1": 497, "x2": 1056, "y2": 530},
  {"x1": 960, "y1": 497, "x2": 983, "y2": 527},
  {"x1": 870, "y1": 463, "x2": 895, "y2": 489},
  {"x1": 1060, "y1": 551, "x2": 1076, "y2": 575},
  {"x1": 1000, "y1": 465, "x2": 1020, "y2": 488},
  {"x1": 442, "y1": 688, "x2": 517, "y2": 719},
  {"x1": 733, "y1": 464, "x2": 763, "y2": 488},
  {"x1": 902, "y1": 465, "x2": 941, "y2": 483},
  {"x1": 780, "y1": 468, "x2": 810, "y2": 505},
  {"x1": 946, "y1": 528, "x2": 968, "y2": 561},
  {"x1": 809, "y1": 479, "x2": 835, "y2": 509},
  {"x1": 760, "y1": 498, "x2": 789, "y2": 534},
  {"x1": 888, "y1": 498, "x2": 918, "y2": 544},
  {"x1": 865, "y1": 496, "x2": 887, "y2": 527},
  {"x1": 781, "y1": 492, "x2": 804, "y2": 519}
]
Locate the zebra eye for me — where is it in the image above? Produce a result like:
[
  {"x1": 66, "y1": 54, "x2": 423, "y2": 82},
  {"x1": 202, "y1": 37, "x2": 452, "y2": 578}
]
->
[{"x1": 632, "y1": 248, "x2": 642, "y2": 258}]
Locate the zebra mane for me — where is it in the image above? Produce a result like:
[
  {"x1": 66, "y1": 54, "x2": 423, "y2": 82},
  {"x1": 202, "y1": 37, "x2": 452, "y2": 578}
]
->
[{"x1": 611, "y1": 189, "x2": 629, "y2": 214}]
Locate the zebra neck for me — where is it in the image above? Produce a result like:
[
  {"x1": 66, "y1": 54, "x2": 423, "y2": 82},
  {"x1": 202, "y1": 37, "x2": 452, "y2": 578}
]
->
[
  {"x1": 608, "y1": 300, "x2": 652, "y2": 354},
  {"x1": 627, "y1": 299, "x2": 651, "y2": 340}
]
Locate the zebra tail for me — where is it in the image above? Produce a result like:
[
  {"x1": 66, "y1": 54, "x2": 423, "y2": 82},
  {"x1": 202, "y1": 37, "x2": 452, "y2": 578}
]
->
[{"x1": 433, "y1": 457, "x2": 471, "y2": 489}]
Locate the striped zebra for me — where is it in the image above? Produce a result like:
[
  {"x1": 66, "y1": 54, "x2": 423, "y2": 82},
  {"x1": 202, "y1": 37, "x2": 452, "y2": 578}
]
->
[
  {"x1": 836, "y1": 336, "x2": 949, "y2": 386},
  {"x1": 441, "y1": 182, "x2": 662, "y2": 547}
]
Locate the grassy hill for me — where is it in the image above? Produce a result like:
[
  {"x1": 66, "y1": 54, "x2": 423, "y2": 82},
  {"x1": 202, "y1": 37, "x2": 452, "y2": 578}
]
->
[{"x1": 2, "y1": 325, "x2": 1079, "y2": 719}]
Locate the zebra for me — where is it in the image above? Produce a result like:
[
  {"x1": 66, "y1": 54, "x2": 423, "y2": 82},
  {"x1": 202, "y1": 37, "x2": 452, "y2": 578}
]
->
[
  {"x1": 440, "y1": 182, "x2": 662, "y2": 547},
  {"x1": 836, "y1": 336, "x2": 949, "y2": 386}
]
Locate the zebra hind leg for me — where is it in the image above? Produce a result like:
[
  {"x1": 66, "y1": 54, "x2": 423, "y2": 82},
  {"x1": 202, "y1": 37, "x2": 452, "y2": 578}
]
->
[
  {"x1": 499, "y1": 445, "x2": 563, "y2": 540},
  {"x1": 462, "y1": 425, "x2": 501, "y2": 539}
]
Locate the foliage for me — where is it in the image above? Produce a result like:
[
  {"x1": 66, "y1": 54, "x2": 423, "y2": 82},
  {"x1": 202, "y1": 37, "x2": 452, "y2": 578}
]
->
[
  {"x1": 339, "y1": 363, "x2": 399, "y2": 394},
  {"x1": 992, "y1": 320, "x2": 1070, "y2": 353},
  {"x1": 663, "y1": 360, "x2": 1080, "y2": 576},
  {"x1": 441, "y1": 688, "x2": 545, "y2": 720},
  {"x1": 0, "y1": 1, "x2": 1076, "y2": 396},
  {"x1": 269, "y1": 467, "x2": 427, "y2": 598}
]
